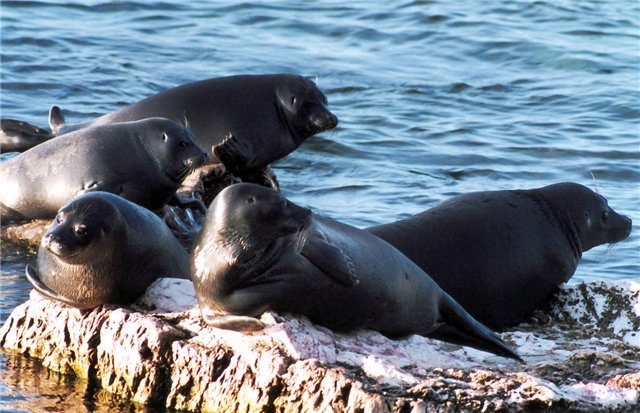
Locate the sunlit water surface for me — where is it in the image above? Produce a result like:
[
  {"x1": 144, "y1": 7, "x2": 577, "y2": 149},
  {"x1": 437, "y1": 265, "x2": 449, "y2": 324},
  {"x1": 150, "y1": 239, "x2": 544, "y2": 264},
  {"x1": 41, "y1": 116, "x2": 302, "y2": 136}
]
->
[{"x1": 1, "y1": 1, "x2": 638, "y2": 411}]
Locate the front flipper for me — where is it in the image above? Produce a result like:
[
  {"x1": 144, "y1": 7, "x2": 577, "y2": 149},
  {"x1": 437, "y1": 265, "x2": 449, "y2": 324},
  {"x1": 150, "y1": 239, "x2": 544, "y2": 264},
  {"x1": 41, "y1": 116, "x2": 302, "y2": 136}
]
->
[
  {"x1": 74, "y1": 181, "x2": 117, "y2": 198},
  {"x1": 202, "y1": 313, "x2": 266, "y2": 332},
  {"x1": 300, "y1": 233, "x2": 359, "y2": 287},
  {"x1": 169, "y1": 194, "x2": 207, "y2": 214},
  {"x1": 237, "y1": 166, "x2": 280, "y2": 191},
  {"x1": 212, "y1": 133, "x2": 253, "y2": 174},
  {"x1": 1, "y1": 119, "x2": 53, "y2": 152},
  {"x1": 25, "y1": 264, "x2": 93, "y2": 310}
]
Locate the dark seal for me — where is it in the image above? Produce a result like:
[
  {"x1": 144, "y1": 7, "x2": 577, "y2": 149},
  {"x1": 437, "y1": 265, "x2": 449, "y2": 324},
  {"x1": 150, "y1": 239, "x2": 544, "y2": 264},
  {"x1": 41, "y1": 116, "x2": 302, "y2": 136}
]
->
[
  {"x1": 368, "y1": 182, "x2": 633, "y2": 329},
  {"x1": 190, "y1": 183, "x2": 522, "y2": 362},
  {"x1": 0, "y1": 119, "x2": 51, "y2": 152},
  {"x1": 0, "y1": 118, "x2": 207, "y2": 223},
  {"x1": 25, "y1": 192, "x2": 190, "y2": 309},
  {"x1": 33, "y1": 74, "x2": 336, "y2": 177}
]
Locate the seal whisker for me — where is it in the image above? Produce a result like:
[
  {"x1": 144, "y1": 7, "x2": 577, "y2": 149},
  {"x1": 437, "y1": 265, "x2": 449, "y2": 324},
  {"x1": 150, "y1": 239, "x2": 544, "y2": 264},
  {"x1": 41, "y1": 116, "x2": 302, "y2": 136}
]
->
[
  {"x1": 590, "y1": 171, "x2": 602, "y2": 195},
  {"x1": 601, "y1": 242, "x2": 623, "y2": 262}
]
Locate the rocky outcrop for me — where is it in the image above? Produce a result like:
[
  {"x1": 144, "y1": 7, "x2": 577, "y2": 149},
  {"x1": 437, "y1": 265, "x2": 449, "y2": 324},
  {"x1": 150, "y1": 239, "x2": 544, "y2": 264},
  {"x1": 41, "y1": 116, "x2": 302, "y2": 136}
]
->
[{"x1": 1, "y1": 279, "x2": 638, "y2": 412}]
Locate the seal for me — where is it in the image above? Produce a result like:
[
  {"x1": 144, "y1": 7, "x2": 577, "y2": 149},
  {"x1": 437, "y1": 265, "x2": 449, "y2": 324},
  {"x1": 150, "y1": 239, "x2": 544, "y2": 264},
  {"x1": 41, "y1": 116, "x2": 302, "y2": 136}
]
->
[
  {"x1": 0, "y1": 119, "x2": 51, "y2": 152},
  {"x1": 25, "y1": 191, "x2": 190, "y2": 309},
  {"x1": 0, "y1": 117, "x2": 207, "y2": 223},
  {"x1": 191, "y1": 183, "x2": 523, "y2": 362},
  {"x1": 40, "y1": 74, "x2": 337, "y2": 177},
  {"x1": 368, "y1": 182, "x2": 633, "y2": 329}
]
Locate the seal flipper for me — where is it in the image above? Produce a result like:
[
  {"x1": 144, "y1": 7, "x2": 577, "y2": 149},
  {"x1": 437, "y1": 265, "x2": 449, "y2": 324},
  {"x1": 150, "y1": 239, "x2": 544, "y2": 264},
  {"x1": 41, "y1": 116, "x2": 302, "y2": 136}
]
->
[
  {"x1": 169, "y1": 194, "x2": 207, "y2": 214},
  {"x1": 201, "y1": 309, "x2": 266, "y2": 332},
  {"x1": 300, "y1": 234, "x2": 359, "y2": 287},
  {"x1": 212, "y1": 132, "x2": 253, "y2": 174},
  {"x1": 1, "y1": 119, "x2": 53, "y2": 152},
  {"x1": 25, "y1": 264, "x2": 93, "y2": 310},
  {"x1": 237, "y1": 166, "x2": 281, "y2": 191},
  {"x1": 435, "y1": 292, "x2": 524, "y2": 363},
  {"x1": 48, "y1": 105, "x2": 66, "y2": 135}
]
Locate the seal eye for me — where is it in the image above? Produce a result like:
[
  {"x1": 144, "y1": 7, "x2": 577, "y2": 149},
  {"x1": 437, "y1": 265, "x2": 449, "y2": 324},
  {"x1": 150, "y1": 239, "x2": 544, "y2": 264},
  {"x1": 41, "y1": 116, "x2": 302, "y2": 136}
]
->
[
  {"x1": 55, "y1": 214, "x2": 63, "y2": 224},
  {"x1": 247, "y1": 196, "x2": 256, "y2": 204},
  {"x1": 290, "y1": 96, "x2": 297, "y2": 106},
  {"x1": 74, "y1": 225, "x2": 87, "y2": 237},
  {"x1": 602, "y1": 211, "x2": 609, "y2": 222},
  {"x1": 162, "y1": 133, "x2": 168, "y2": 142}
]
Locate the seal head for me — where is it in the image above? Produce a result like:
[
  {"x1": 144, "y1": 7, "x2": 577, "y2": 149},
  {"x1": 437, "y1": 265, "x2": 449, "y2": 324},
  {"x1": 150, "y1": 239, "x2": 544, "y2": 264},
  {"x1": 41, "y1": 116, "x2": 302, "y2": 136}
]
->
[{"x1": 32, "y1": 196, "x2": 126, "y2": 309}]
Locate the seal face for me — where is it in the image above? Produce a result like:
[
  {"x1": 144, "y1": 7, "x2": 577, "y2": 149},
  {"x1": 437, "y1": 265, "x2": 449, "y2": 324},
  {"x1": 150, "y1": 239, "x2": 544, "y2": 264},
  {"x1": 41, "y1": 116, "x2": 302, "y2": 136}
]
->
[
  {"x1": 0, "y1": 118, "x2": 207, "y2": 223},
  {"x1": 0, "y1": 119, "x2": 51, "y2": 152},
  {"x1": 27, "y1": 192, "x2": 190, "y2": 309},
  {"x1": 368, "y1": 182, "x2": 632, "y2": 329},
  {"x1": 191, "y1": 183, "x2": 522, "y2": 361},
  {"x1": 48, "y1": 74, "x2": 338, "y2": 175}
]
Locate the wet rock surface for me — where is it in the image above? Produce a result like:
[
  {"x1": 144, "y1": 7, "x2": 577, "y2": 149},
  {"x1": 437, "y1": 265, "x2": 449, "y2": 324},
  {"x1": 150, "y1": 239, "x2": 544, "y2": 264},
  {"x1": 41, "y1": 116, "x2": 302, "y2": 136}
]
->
[{"x1": 1, "y1": 278, "x2": 638, "y2": 412}]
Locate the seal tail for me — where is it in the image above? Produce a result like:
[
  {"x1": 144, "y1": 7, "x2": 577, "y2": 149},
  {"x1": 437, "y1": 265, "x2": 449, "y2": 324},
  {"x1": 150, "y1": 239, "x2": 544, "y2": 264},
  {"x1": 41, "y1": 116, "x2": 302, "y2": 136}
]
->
[
  {"x1": 0, "y1": 119, "x2": 53, "y2": 152},
  {"x1": 434, "y1": 292, "x2": 524, "y2": 363}
]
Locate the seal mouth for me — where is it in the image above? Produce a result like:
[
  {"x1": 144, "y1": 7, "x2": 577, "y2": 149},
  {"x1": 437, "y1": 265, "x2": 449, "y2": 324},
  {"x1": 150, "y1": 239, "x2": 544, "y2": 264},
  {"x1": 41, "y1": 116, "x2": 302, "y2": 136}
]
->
[
  {"x1": 43, "y1": 237, "x2": 79, "y2": 259},
  {"x1": 173, "y1": 153, "x2": 207, "y2": 184}
]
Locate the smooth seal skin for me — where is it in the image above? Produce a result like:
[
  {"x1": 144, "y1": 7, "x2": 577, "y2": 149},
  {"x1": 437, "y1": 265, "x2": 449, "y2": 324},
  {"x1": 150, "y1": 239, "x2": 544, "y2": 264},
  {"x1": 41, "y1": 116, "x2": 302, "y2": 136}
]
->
[
  {"x1": 191, "y1": 183, "x2": 523, "y2": 362},
  {"x1": 368, "y1": 182, "x2": 633, "y2": 329},
  {"x1": 47, "y1": 74, "x2": 338, "y2": 176},
  {"x1": 0, "y1": 119, "x2": 52, "y2": 152},
  {"x1": 25, "y1": 192, "x2": 190, "y2": 309},
  {"x1": 0, "y1": 118, "x2": 207, "y2": 223}
]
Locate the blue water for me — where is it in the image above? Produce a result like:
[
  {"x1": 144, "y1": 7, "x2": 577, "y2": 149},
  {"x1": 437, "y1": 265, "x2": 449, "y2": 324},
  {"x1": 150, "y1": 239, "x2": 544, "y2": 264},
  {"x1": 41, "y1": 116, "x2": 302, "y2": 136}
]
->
[{"x1": 1, "y1": 1, "x2": 638, "y2": 411}]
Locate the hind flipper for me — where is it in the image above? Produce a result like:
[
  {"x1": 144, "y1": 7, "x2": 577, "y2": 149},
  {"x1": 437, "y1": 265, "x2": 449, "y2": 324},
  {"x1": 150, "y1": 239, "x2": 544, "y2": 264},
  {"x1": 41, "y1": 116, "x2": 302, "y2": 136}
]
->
[
  {"x1": 0, "y1": 119, "x2": 52, "y2": 152},
  {"x1": 436, "y1": 292, "x2": 524, "y2": 362},
  {"x1": 25, "y1": 264, "x2": 93, "y2": 310},
  {"x1": 48, "y1": 105, "x2": 66, "y2": 134}
]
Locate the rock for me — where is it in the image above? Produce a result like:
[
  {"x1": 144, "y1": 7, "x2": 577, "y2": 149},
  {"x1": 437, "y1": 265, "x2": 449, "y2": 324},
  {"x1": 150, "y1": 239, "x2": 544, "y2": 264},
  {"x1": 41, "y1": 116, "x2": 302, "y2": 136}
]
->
[{"x1": 1, "y1": 279, "x2": 638, "y2": 412}]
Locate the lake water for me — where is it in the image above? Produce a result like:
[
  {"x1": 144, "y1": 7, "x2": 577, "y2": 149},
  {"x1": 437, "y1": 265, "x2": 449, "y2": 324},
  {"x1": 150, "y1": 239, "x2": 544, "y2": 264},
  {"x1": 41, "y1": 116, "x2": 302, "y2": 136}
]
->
[{"x1": 1, "y1": 1, "x2": 638, "y2": 411}]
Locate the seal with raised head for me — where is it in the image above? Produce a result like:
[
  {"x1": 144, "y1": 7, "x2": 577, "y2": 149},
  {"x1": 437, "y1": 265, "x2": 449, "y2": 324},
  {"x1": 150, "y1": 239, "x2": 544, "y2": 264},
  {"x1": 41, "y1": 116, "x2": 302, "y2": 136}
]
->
[
  {"x1": 25, "y1": 191, "x2": 190, "y2": 309},
  {"x1": 0, "y1": 118, "x2": 207, "y2": 223},
  {"x1": 191, "y1": 183, "x2": 523, "y2": 362},
  {"x1": 368, "y1": 182, "x2": 633, "y2": 329},
  {"x1": 6, "y1": 74, "x2": 338, "y2": 177}
]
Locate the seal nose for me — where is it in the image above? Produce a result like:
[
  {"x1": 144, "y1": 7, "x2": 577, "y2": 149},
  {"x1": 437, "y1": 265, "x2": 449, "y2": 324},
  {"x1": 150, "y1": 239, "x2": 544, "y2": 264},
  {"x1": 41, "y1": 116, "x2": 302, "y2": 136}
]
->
[
  {"x1": 314, "y1": 110, "x2": 338, "y2": 130},
  {"x1": 43, "y1": 232, "x2": 64, "y2": 255},
  {"x1": 623, "y1": 215, "x2": 632, "y2": 237},
  {"x1": 184, "y1": 151, "x2": 209, "y2": 169}
]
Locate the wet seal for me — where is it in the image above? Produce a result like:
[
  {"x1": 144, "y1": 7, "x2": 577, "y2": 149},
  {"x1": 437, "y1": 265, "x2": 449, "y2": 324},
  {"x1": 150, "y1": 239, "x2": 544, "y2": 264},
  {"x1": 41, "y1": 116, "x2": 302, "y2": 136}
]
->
[
  {"x1": 26, "y1": 192, "x2": 190, "y2": 309},
  {"x1": 191, "y1": 183, "x2": 523, "y2": 362},
  {"x1": 368, "y1": 182, "x2": 633, "y2": 329},
  {"x1": 0, "y1": 118, "x2": 207, "y2": 223}
]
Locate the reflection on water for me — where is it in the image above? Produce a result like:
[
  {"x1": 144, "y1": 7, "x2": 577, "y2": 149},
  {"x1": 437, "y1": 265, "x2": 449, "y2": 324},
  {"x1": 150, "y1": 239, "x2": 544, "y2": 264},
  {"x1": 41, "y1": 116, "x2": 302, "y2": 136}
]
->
[{"x1": 0, "y1": 352, "x2": 169, "y2": 412}]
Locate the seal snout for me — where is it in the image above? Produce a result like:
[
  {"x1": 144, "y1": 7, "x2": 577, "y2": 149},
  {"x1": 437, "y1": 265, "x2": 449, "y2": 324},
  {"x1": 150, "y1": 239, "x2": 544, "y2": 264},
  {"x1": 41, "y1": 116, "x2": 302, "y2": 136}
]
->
[
  {"x1": 281, "y1": 200, "x2": 312, "y2": 233},
  {"x1": 184, "y1": 151, "x2": 209, "y2": 169},
  {"x1": 613, "y1": 214, "x2": 633, "y2": 242},
  {"x1": 43, "y1": 232, "x2": 69, "y2": 257},
  {"x1": 311, "y1": 109, "x2": 338, "y2": 132}
]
